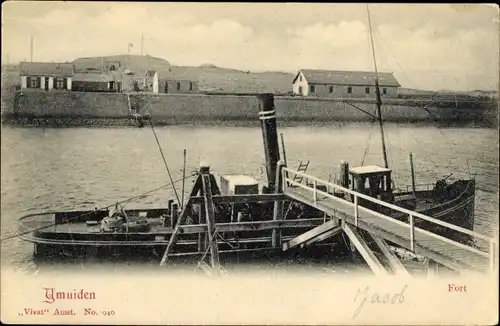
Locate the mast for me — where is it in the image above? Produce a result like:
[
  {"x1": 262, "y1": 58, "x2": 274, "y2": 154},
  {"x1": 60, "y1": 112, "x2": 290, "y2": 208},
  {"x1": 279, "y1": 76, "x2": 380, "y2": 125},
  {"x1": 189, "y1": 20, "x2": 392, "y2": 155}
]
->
[
  {"x1": 141, "y1": 32, "x2": 144, "y2": 56},
  {"x1": 30, "y1": 34, "x2": 34, "y2": 62},
  {"x1": 366, "y1": 4, "x2": 389, "y2": 169}
]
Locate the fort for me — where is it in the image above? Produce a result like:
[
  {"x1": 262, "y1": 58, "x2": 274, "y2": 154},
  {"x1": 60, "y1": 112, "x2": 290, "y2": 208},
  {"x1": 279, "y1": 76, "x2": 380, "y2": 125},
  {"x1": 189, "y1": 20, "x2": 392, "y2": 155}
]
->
[{"x1": 1, "y1": 56, "x2": 497, "y2": 127}]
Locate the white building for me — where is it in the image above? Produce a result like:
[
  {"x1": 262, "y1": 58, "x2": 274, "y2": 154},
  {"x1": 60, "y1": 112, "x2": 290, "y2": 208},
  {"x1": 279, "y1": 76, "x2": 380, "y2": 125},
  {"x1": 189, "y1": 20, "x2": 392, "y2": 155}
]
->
[
  {"x1": 19, "y1": 62, "x2": 74, "y2": 91},
  {"x1": 144, "y1": 70, "x2": 159, "y2": 93},
  {"x1": 292, "y1": 69, "x2": 400, "y2": 98}
]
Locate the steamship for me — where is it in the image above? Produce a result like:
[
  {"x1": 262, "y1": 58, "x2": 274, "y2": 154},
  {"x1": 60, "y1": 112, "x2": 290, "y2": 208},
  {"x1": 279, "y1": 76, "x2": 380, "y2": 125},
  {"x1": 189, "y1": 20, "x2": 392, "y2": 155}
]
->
[
  {"x1": 17, "y1": 6, "x2": 476, "y2": 265},
  {"x1": 17, "y1": 92, "x2": 475, "y2": 264}
]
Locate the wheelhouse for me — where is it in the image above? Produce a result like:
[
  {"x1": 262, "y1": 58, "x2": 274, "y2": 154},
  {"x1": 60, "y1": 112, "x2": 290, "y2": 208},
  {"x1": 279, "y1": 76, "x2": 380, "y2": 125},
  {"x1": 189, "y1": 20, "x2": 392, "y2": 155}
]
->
[{"x1": 349, "y1": 165, "x2": 393, "y2": 203}]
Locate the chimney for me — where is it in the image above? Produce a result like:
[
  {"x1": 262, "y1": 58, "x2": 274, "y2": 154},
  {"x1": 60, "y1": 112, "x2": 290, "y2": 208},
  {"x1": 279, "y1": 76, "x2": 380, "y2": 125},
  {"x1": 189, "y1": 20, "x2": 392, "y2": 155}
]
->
[{"x1": 258, "y1": 93, "x2": 280, "y2": 193}]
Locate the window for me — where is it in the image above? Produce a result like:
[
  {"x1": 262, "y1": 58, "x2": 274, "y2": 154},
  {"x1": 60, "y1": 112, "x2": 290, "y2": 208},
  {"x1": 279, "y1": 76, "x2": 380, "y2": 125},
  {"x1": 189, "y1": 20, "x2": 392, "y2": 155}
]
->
[
  {"x1": 365, "y1": 87, "x2": 370, "y2": 94},
  {"x1": 347, "y1": 86, "x2": 352, "y2": 94},
  {"x1": 55, "y1": 78, "x2": 65, "y2": 89},
  {"x1": 310, "y1": 85, "x2": 315, "y2": 93},
  {"x1": 189, "y1": 82, "x2": 193, "y2": 91},
  {"x1": 28, "y1": 77, "x2": 40, "y2": 88},
  {"x1": 177, "y1": 82, "x2": 181, "y2": 91},
  {"x1": 383, "y1": 88, "x2": 387, "y2": 95},
  {"x1": 329, "y1": 86, "x2": 334, "y2": 93},
  {"x1": 299, "y1": 75, "x2": 302, "y2": 82}
]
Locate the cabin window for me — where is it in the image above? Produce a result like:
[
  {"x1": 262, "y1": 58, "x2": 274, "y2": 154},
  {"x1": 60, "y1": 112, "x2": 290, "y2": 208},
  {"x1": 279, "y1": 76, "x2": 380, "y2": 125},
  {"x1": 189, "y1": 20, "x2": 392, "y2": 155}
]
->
[
  {"x1": 299, "y1": 75, "x2": 302, "y2": 82},
  {"x1": 383, "y1": 88, "x2": 387, "y2": 95},
  {"x1": 189, "y1": 81, "x2": 193, "y2": 91},
  {"x1": 347, "y1": 86, "x2": 352, "y2": 94},
  {"x1": 365, "y1": 87, "x2": 370, "y2": 94},
  {"x1": 329, "y1": 86, "x2": 334, "y2": 93},
  {"x1": 55, "y1": 77, "x2": 65, "y2": 89},
  {"x1": 177, "y1": 82, "x2": 181, "y2": 91},
  {"x1": 310, "y1": 85, "x2": 315, "y2": 93}
]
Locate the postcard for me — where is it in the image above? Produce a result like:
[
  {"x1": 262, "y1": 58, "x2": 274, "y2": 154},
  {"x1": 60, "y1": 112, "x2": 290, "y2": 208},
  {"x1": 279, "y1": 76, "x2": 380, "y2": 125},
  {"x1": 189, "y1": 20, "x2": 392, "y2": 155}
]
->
[{"x1": 1, "y1": 2, "x2": 498, "y2": 325}]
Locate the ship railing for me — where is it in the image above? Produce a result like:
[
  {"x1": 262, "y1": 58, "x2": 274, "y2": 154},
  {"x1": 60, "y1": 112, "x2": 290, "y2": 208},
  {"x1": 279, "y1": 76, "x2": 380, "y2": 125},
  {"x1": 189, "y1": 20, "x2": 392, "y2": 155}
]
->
[{"x1": 282, "y1": 167, "x2": 497, "y2": 273}]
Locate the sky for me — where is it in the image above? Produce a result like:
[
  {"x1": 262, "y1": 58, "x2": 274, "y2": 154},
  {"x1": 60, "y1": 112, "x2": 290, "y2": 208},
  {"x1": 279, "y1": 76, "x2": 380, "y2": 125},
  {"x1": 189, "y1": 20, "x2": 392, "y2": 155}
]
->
[{"x1": 2, "y1": 2, "x2": 499, "y2": 91}]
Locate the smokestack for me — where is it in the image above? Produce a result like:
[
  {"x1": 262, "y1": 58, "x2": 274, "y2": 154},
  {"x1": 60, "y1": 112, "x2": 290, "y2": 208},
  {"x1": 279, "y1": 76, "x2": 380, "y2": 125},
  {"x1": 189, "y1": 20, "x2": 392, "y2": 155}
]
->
[{"x1": 258, "y1": 93, "x2": 280, "y2": 193}]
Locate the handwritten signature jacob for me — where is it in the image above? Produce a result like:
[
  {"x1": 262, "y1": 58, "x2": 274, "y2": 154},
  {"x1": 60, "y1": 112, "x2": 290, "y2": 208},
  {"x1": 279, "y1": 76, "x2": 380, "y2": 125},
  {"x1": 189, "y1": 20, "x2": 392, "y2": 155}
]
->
[{"x1": 352, "y1": 285, "x2": 407, "y2": 319}]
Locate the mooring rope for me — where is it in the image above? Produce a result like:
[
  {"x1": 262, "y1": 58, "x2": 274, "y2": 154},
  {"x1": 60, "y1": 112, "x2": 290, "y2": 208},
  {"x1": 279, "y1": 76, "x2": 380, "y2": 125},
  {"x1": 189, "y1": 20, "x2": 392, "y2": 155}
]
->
[{"x1": 1, "y1": 174, "x2": 196, "y2": 243}]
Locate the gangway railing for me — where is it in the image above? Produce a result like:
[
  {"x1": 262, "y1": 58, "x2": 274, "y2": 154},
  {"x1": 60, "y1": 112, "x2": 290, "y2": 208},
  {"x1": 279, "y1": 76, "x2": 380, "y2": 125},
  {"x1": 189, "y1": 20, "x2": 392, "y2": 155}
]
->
[{"x1": 282, "y1": 167, "x2": 497, "y2": 273}]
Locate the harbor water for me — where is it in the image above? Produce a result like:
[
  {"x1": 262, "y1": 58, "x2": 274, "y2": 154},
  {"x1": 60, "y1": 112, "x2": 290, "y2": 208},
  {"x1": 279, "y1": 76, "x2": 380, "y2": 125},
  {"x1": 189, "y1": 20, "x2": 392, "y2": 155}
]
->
[{"x1": 1, "y1": 123, "x2": 498, "y2": 275}]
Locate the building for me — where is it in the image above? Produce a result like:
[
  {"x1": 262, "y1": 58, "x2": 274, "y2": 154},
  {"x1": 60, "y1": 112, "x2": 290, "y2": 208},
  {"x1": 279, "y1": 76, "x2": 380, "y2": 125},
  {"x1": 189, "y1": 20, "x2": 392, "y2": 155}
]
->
[
  {"x1": 19, "y1": 62, "x2": 74, "y2": 91},
  {"x1": 292, "y1": 69, "x2": 400, "y2": 98},
  {"x1": 159, "y1": 79, "x2": 199, "y2": 94},
  {"x1": 71, "y1": 72, "x2": 121, "y2": 92},
  {"x1": 143, "y1": 70, "x2": 159, "y2": 93}
]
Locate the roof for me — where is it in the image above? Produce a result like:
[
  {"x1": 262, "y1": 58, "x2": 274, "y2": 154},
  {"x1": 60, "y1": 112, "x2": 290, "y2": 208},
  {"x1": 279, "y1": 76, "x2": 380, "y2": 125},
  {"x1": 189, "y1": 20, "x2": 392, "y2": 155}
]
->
[
  {"x1": 20, "y1": 62, "x2": 74, "y2": 77},
  {"x1": 221, "y1": 175, "x2": 259, "y2": 186},
  {"x1": 349, "y1": 165, "x2": 392, "y2": 175},
  {"x1": 73, "y1": 72, "x2": 116, "y2": 82},
  {"x1": 293, "y1": 69, "x2": 400, "y2": 87}
]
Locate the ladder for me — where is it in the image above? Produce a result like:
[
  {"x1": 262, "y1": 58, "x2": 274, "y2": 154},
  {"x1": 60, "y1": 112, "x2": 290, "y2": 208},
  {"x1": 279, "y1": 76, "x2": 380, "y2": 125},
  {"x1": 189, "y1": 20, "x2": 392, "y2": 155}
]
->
[
  {"x1": 291, "y1": 160, "x2": 310, "y2": 185},
  {"x1": 283, "y1": 160, "x2": 310, "y2": 219}
]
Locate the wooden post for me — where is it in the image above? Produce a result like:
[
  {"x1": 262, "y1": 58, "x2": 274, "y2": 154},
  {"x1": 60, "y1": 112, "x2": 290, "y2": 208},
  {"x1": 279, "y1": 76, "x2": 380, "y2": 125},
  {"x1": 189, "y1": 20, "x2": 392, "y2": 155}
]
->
[
  {"x1": 181, "y1": 149, "x2": 187, "y2": 207},
  {"x1": 171, "y1": 203, "x2": 179, "y2": 229},
  {"x1": 409, "y1": 153, "x2": 416, "y2": 198},
  {"x1": 427, "y1": 258, "x2": 439, "y2": 278},
  {"x1": 167, "y1": 199, "x2": 174, "y2": 227},
  {"x1": 354, "y1": 195, "x2": 359, "y2": 226},
  {"x1": 313, "y1": 180, "x2": 317, "y2": 206},
  {"x1": 340, "y1": 160, "x2": 349, "y2": 188},
  {"x1": 197, "y1": 205, "x2": 204, "y2": 253},
  {"x1": 272, "y1": 160, "x2": 286, "y2": 247},
  {"x1": 201, "y1": 167, "x2": 220, "y2": 270},
  {"x1": 409, "y1": 214, "x2": 415, "y2": 252}
]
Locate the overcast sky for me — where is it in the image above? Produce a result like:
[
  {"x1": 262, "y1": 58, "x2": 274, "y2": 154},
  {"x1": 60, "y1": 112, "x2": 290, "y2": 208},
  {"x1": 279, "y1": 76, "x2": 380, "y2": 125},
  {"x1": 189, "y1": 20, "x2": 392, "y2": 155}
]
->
[{"x1": 2, "y1": 2, "x2": 499, "y2": 91}]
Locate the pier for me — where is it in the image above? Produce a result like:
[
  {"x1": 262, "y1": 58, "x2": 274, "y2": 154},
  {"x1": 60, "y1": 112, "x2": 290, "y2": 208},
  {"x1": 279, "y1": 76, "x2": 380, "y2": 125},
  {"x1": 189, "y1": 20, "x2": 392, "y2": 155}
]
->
[{"x1": 281, "y1": 167, "x2": 496, "y2": 276}]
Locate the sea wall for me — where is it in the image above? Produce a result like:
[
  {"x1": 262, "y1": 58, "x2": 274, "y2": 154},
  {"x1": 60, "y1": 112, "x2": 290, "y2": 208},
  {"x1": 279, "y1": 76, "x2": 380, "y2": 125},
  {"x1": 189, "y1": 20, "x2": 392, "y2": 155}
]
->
[
  {"x1": 6, "y1": 90, "x2": 129, "y2": 118},
  {"x1": 2, "y1": 90, "x2": 496, "y2": 127}
]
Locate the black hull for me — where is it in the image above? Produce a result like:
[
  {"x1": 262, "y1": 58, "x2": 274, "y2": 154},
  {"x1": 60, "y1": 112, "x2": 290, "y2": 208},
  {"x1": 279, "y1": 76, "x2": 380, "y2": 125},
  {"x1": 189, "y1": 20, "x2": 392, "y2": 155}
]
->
[
  {"x1": 394, "y1": 179, "x2": 476, "y2": 245},
  {"x1": 18, "y1": 179, "x2": 477, "y2": 261}
]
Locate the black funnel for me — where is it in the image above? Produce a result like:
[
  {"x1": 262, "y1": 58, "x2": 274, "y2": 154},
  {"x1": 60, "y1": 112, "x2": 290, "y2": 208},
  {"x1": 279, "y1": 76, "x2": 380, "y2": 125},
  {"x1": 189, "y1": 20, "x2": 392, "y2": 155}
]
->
[{"x1": 258, "y1": 93, "x2": 280, "y2": 193}]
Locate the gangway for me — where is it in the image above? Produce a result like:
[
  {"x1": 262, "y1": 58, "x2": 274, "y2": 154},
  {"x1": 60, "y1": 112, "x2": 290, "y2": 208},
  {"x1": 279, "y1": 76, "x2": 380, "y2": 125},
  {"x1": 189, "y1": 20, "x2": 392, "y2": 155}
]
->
[{"x1": 281, "y1": 167, "x2": 497, "y2": 275}]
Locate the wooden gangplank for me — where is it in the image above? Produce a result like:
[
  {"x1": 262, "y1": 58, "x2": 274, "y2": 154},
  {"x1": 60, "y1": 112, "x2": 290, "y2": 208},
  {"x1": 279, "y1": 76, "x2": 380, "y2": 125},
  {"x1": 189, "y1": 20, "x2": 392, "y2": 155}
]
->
[{"x1": 283, "y1": 178, "x2": 492, "y2": 274}]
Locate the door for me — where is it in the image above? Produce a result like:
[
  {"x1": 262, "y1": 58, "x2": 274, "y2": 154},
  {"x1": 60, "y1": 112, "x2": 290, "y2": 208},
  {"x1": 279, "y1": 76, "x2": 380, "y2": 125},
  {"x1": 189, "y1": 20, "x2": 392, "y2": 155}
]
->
[{"x1": 44, "y1": 78, "x2": 49, "y2": 91}]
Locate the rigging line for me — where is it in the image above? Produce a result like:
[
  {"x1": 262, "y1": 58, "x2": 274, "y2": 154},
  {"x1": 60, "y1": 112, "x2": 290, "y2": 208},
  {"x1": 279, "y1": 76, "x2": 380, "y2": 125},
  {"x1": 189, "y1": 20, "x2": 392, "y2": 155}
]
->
[
  {"x1": 148, "y1": 117, "x2": 181, "y2": 206},
  {"x1": 1, "y1": 174, "x2": 196, "y2": 243},
  {"x1": 360, "y1": 119, "x2": 376, "y2": 166},
  {"x1": 343, "y1": 101, "x2": 378, "y2": 120}
]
